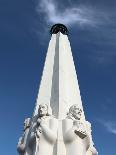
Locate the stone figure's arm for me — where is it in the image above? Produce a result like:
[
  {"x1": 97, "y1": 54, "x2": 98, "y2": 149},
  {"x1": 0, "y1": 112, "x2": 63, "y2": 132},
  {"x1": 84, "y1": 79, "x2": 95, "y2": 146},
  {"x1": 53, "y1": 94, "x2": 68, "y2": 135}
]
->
[
  {"x1": 17, "y1": 128, "x2": 30, "y2": 154},
  {"x1": 64, "y1": 124, "x2": 90, "y2": 150},
  {"x1": 73, "y1": 121, "x2": 87, "y2": 139},
  {"x1": 35, "y1": 126, "x2": 42, "y2": 138},
  {"x1": 82, "y1": 132, "x2": 90, "y2": 150},
  {"x1": 40, "y1": 119, "x2": 57, "y2": 144},
  {"x1": 28, "y1": 122, "x2": 37, "y2": 144},
  {"x1": 64, "y1": 123, "x2": 90, "y2": 142},
  {"x1": 29, "y1": 131, "x2": 36, "y2": 143},
  {"x1": 74, "y1": 121, "x2": 90, "y2": 150},
  {"x1": 17, "y1": 135, "x2": 26, "y2": 154},
  {"x1": 63, "y1": 125, "x2": 78, "y2": 143}
]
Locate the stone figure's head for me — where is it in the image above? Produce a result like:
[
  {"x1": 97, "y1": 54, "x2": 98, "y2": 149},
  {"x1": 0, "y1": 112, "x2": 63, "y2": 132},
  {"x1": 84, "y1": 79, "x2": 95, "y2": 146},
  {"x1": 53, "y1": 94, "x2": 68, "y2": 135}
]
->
[
  {"x1": 38, "y1": 104, "x2": 52, "y2": 117},
  {"x1": 24, "y1": 118, "x2": 31, "y2": 131},
  {"x1": 68, "y1": 104, "x2": 82, "y2": 120}
]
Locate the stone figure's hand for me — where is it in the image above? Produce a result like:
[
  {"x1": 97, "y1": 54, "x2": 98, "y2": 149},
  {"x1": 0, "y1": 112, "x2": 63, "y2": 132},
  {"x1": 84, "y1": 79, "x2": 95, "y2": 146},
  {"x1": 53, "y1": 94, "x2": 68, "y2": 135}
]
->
[
  {"x1": 35, "y1": 127, "x2": 42, "y2": 138},
  {"x1": 72, "y1": 122, "x2": 87, "y2": 139},
  {"x1": 73, "y1": 120, "x2": 80, "y2": 129},
  {"x1": 73, "y1": 121, "x2": 87, "y2": 137},
  {"x1": 40, "y1": 120, "x2": 46, "y2": 128},
  {"x1": 73, "y1": 120, "x2": 82, "y2": 132},
  {"x1": 72, "y1": 125, "x2": 78, "y2": 131}
]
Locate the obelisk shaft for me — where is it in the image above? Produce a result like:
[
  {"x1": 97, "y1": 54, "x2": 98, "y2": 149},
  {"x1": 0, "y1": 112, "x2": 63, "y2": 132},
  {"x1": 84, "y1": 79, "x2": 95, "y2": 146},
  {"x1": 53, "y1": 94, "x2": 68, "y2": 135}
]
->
[{"x1": 34, "y1": 32, "x2": 85, "y2": 120}]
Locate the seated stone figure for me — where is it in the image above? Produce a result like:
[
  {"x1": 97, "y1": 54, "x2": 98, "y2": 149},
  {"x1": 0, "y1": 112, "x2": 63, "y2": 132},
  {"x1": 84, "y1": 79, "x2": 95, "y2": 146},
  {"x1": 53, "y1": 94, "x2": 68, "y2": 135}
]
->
[
  {"x1": 62, "y1": 104, "x2": 90, "y2": 155},
  {"x1": 17, "y1": 118, "x2": 31, "y2": 155},
  {"x1": 29, "y1": 104, "x2": 58, "y2": 155},
  {"x1": 86, "y1": 121, "x2": 98, "y2": 155}
]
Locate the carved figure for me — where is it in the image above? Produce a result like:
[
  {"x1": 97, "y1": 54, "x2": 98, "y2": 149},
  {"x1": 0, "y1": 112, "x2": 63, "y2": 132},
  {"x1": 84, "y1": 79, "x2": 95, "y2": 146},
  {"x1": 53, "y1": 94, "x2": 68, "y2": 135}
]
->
[
  {"x1": 86, "y1": 122, "x2": 98, "y2": 155},
  {"x1": 29, "y1": 104, "x2": 58, "y2": 155},
  {"x1": 17, "y1": 118, "x2": 31, "y2": 155},
  {"x1": 63, "y1": 104, "x2": 90, "y2": 155}
]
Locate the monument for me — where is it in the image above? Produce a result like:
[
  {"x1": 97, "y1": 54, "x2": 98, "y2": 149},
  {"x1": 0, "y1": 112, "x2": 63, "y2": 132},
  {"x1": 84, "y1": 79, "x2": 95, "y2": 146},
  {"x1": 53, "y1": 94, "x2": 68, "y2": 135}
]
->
[{"x1": 17, "y1": 24, "x2": 98, "y2": 155}]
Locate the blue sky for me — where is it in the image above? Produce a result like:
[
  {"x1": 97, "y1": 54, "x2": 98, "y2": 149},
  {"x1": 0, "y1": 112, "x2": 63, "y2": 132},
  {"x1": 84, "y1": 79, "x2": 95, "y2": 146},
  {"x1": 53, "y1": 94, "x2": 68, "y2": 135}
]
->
[{"x1": 0, "y1": 0, "x2": 116, "y2": 154}]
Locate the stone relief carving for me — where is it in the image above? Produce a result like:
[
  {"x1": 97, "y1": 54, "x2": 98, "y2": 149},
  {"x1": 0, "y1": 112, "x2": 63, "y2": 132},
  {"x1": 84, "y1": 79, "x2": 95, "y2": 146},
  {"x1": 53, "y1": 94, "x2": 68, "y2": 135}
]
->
[
  {"x1": 17, "y1": 105, "x2": 97, "y2": 155},
  {"x1": 29, "y1": 104, "x2": 58, "y2": 155},
  {"x1": 62, "y1": 104, "x2": 90, "y2": 155},
  {"x1": 17, "y1": 118, "x2": 31, "y2": 155}
]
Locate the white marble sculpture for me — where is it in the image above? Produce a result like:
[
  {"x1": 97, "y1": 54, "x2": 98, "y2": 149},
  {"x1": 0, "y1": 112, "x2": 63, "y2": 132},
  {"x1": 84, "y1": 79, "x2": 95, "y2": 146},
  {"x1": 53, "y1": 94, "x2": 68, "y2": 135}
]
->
[
  {"x1": 17, "y1": 24, "x2": 98, "y2": 155},
  {"x1": 17, "y1": 118, "x2": 31, "y2": 155},
  {"x1": 62, "y1": 104, "x2": 90, "y2": 155},
  {"x1": 29, "y1": 104, "x2": 58, "y2": 155}
]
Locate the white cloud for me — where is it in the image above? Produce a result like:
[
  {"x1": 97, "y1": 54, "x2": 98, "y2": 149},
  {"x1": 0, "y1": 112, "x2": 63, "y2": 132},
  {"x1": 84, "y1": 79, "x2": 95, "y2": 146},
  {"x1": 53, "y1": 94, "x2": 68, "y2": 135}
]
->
[
  {"x1": 36, "y1": 0, "x2": 109, "y2": 27},
  {"x1": 35, "y1": 0, "x2": 116, "y2": 66},
  {"x1": 103, "y1": 122, "x2": 116, "y2": 134},
  {"x1": 98, "y1": 120, "x2": 116, "y2": 134}
]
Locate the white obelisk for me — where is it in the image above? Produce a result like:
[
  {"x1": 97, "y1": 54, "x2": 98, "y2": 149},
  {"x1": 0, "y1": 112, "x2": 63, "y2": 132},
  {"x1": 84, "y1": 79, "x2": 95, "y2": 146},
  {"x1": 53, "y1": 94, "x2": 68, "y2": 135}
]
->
[
  {"x1": 17, "y1": 24, "x2": 98, "y2": 155},
  {"x1": 34, "y1": 29, "x2": 85, "y2": 120}
]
